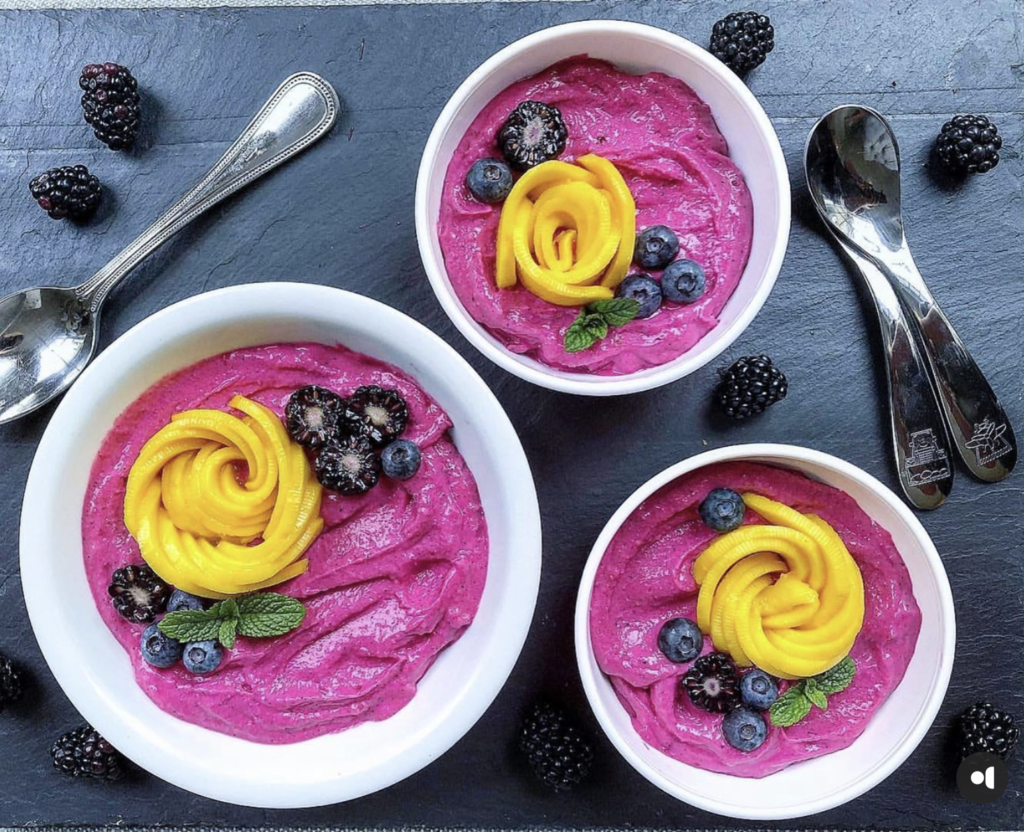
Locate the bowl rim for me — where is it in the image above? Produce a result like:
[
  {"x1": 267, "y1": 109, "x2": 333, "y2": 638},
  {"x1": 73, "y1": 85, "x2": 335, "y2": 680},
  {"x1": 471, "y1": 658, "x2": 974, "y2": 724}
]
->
[
  {"x1": 19, "y1": 282, "x2": 542, "y2": 808},
  {"x1": 414, "y1": 19, "x2": 792, "y2": 396},
  {"x1": 573, "y1": 443, "x2": 956, "y2": 820}
]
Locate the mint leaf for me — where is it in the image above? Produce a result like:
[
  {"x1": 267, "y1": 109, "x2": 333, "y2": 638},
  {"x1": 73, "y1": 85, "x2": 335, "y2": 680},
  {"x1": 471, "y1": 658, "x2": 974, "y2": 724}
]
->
[
  {"x1": 588, "y1": 298, "x2": 640, "y2": 327},
  {"x1": 564, "y1": 312, "x2": 605, "y2": 353},
  {"x1": 813, "y1": 657, "x2": 856, "y2": 695},
  {"x1": 804, "y1": 678, "x2": 828, "y2": 711},
  {"x1": 211, "y1": 598, "x2": 239, "y2": 622},
  {"x1": 219, "y1": 618, "x2": 238, "y2": 650},
  {"x1": 158, "y1": 592, "x2": 304, "y2": 648},
  {"x1": 157, "y1": 609, "x2": 222, "y2": 643},
  {"x1": 236, "y1": 592, "x2": 307, "y2": 639},
  {"x1": 769, "y1": 684, "x2": 812, "y2": 728}
]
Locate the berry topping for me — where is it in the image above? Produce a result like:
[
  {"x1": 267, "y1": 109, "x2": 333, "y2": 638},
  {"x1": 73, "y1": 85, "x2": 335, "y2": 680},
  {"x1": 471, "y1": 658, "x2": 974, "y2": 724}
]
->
[
  {"x1": 345, "y1": 385, "x2": 409, "y2": 447},
  {"x1": 699, "y1": 487, "x2": 747, "y2": 533},
  {"x1": 936, "y1": 115, "x2": 1002, "y2": 175},
  {"x1": 518, "y1": 702, "x2": 594, "y2": 791},
  {"x1": 739, "y1": 669, "x2": 779, "y2": 710},
  {"x1": 466, "y1": 158, "x2": 514, "y2": 203},
  {"x1": 28, "y1": 165, "x2": 102, "y2": 221},
  {"x1": 683, "y1": 652, "x2": 741, "y2": 713},
  {"x1": 0, "y1": 653, "x2": 24, "y2": 712},
  {"x1": 723, "y1": 706, "x2": 768, "y2": 752},
  {"x1": 709, "y1": 11, "x2": 775, "y2": 76},
  {"x1": 716, "y1": 354, "x2": 788, "y2": 420},
  {"x1": 107, "y1": 564, "x2": 171, "y2": 624},
  {"x1": 51, "y1": 726, "x2": 125, "y2": 780},
  {"x1": 381, "y1": 438, "x2": 422, "y2": 481},
  {"x1": 957, "y1": 702, "x2": 1019, "y2": 760},
  {"x1": 182, "y1": 640, "x2": 223, "y2": 675},
  {"x1": 661, "y1": 259, "x2": 707, "y2": 304},
  {"x1": 140, "y1": 623, "x2": 183, "y2": 669},
  {"x1": 315, "y1": 434, "x2": 381, "y2": 495},
  {"x1": 616, "y1": 274, "x2": 662, "y2": 319},
  {"x1": 657, "y1": 618, "x2": 704, "y2": 664},
  {"x1": 285, "y1": 385, "x2": 346, "y2": 449},
  {"x1": 166, "y1": 589, "x2": 204, "y2": 613},
  {"x1": 634, "y1": 226, "x2": 680, "y2": 270},
  {"x1": 498, "y1": 101, "x2": 568, "y2": 171},
  {"x1": 79, "y1": 62, "x2": 141, "y2": 151}
]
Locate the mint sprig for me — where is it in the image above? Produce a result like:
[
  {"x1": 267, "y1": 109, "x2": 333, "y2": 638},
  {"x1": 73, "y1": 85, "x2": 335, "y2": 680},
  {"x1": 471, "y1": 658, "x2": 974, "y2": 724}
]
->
[
  {"x1": 158, "y1": 592, "x2": 306, "y2": 648},
  {"x1": 563, "y1": 298, "x2": 640, "y2": 353},
  {"x1": 768, "y1": 657, "x2": 857, "y2": 728}
]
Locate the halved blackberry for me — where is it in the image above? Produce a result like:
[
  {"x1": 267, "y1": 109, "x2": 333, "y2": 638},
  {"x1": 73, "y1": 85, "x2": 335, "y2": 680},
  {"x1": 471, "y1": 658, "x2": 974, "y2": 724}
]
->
[
  {"x1": 79, "y1": 62, "x2": 141, "y2": 150},
  {"x1": 51, "y1": 726, "x2": 125, "y2": 780},
  {"x1": 519, "y1": 702, "x2": 594, "y2": 791},
  {"x1": 498, "y1": 101, "x2": 568, "y2": 171},
  {"x1": 29, "y1": 165, "x2": 102, "y2": 221},
  {"x1": 284, "y1": 385, "x2": 346, "y2": 449},
  {"x1": 683, "y1": 652, "x2": 741, "y2": 713},
  {"x1": 716, "y1": 354, "x2": 788, "y2": 420},
  {"x1": 315, "y1": 434, "x2": 380, "y2": 495},
  {"x1": 957, "y1": 702, "x2": 1019, "y2": 760},
  {"x1": 107, "y1": 564, "x2": 171, "y2": 624},
  {"x1": 344, "y1": 386, "x2": 409, "y2": 447},
  {"x1": 0, "y1": 653, "x2": 23, "y2": 712},
  {"x1": 935, "y1": 115, "x2": 1002, "y2": 175}
]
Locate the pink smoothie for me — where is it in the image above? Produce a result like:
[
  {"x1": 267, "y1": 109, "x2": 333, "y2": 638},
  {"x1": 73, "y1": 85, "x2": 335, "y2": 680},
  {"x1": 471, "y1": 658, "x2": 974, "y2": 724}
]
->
[
  {"x1": 589, "y1": 462, "x2": 921, "y2": 777},
  {"x1": 82, "y1": 343, "x2": 489, "y2": 744},
  {"x1": 438, "y1": 57, "x2": 754, "y2": 375}
]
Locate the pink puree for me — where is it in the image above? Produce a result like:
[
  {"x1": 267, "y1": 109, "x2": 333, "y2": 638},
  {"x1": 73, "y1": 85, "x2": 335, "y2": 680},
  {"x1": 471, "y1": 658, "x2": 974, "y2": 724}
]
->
[
  {"x1": 82, "y1": 343, "x2": 489, "y2": 744},
  {"x1": 438, "y1": 57, "x2": 754, "y2": 375},
  {"x1": 589, "y1": 462, "x2": 921, "y2": 777}
]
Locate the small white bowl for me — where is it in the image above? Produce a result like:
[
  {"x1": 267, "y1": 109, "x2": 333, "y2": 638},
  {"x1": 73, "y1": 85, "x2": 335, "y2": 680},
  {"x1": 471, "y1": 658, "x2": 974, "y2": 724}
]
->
[
  {"x1": 575, "y1": 444, "x2": 955, "y2": 820},
  {"x1": 20, "y1": 283, "x2": 542, "y2": 808},
  {"x1": 415, "y1": 20, "x2": 791, "y2": 396}
]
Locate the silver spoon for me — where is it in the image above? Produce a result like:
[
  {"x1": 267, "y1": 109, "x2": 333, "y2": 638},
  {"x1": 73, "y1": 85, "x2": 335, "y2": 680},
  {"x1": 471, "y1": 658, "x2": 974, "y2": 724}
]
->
[
  {"x1": 0, "y1": 72, "x2": 339, "y2": 425},
  {"x1": 804, "y1": 104, "x2": 1016, "y2": 484}
]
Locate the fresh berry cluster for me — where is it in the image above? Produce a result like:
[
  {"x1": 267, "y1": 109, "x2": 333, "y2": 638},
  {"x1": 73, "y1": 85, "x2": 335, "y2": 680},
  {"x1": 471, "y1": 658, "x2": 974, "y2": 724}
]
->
[
  {"x1": 615, "y1": 225, "x2": 709, "y2": 321},
  {"x1": 29, "y1": 165, "x2": 102, "y2": 221},
  {"x1": 51, "y1": 725, "x2": 125, "y2": 780},
  {"x1": 956, "y1": 702, "x2": 1019, "y2": 760},
  {"x1": 518, "y1": 702, "x2": 595, "y2": 791},
  {"x1": 709, "y1": 11, "x2": 776, "y2": 76},
  {"x1": 716, "y1": 355, "x2": 788, "y2": 420},
  {"x1": 935, "y1": 115, "x2": 1002, "y2": 175}
]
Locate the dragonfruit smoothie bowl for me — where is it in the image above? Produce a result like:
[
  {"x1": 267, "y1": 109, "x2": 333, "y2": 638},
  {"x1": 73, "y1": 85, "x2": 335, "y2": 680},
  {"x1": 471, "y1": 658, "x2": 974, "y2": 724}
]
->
[{"x1": 416, "y1": 21, "x2": 790, "y2": 395}]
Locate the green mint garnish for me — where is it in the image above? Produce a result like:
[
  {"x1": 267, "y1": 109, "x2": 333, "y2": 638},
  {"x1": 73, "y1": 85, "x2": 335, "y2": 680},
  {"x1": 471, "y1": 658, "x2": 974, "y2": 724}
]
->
[
  {"x1": 803, "y1": 678, "x2": 828, "y2": 711},
  {"x1": 158, "y1": 591, "x2": 306, "y2": 648},
  {"x1": 563, "y1": 298, "x2": 640, "y2": 353},
  {"x1": 769, "y1": 685, "x2": 812, "y2": 728},
  {"x1": 768, "y1": 657, "x2": 857, "y2": 728},
  {"x1": 813, "y1": 656, "x2": 856, "y2": 694}
]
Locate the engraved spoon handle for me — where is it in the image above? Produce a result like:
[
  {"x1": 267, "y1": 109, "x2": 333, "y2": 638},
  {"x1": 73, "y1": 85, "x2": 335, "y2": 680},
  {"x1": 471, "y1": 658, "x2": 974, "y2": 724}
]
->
[{"x1": 75, "y1": 72, "x2": 339, "y2": 311}]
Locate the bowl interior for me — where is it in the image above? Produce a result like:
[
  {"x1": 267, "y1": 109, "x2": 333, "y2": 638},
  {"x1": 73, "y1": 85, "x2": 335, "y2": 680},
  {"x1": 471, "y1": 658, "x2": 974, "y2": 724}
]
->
[
  {"x1": 20, "y1": 284, "x2": 541, "y2": 808},
  {"x1": 576, "y1": 446, "x2": 954, "y2": 820},
  {"x1": 417, "y1": 21, "x2": 790, "y2": 393}
]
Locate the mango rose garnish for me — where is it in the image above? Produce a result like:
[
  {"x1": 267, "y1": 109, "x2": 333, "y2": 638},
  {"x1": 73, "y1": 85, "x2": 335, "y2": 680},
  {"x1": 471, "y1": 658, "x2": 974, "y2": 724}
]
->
[
  {"x1": 693, "y1": 494, "x2": 865, "y2": 680},
  {"x1": 495, "y1": 154, "x2": 636, "y2": 306},
  {"x1": 124, "y1": 395, "x2": 324, "y2": 599}
]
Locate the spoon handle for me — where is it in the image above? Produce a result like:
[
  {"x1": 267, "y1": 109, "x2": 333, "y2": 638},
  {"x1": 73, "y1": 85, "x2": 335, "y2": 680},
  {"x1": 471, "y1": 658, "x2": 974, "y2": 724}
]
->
[
  {"x1": 75, "y1": 72, "x2": 339, "y2": 310},
  {"x1": 882, "y1": 250, "x2": 1017, "y2": 482}
]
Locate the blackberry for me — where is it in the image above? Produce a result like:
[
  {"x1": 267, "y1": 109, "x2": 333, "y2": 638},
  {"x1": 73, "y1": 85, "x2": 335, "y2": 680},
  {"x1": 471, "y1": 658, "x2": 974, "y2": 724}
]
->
[
  {"x1": 344, "y1": 386, "x2": 409, "y2": 447},
  {"x1": 315, "y1": 434, "x2": 380, "y2": 495},
  {"x1": 79, "y1": 63, "x2": 141, "y2": 150},
  {"x1": 0, "y1": 653, "x2": 23, "y2": 712},
  {"x1": 716, "y1": 354, "x2": 788, "y2": 420},
  {"x1": 285, "y1": 385, "x2": 346, "y2": 449},
  {"x1": 107, "y1": 564, "x2": 171, "y2": 624},
  {"x1": 957, "y1": 702, "x2": 1019, "y2": 760},
  {"x1": 709, "y1": 11, "x2": 775, "y2": 76},
  {"x1": 518, "y1": 702, "x2": 594, "y2": 791},
  {"x1": 498, "y1": 101, "x2": 568, "y2": 171},
  {"x1": 683, "y1": 652, "x2": 741, "y2": 713},
  {"x1": 935, "y1": 115, "x2": 1002, "y2": 175},
  {"x1": 51, "y1": 726, "x2": 125, "y2": 780},
  {"x1": 28, "y1": 165, "x2": 102, "y2": 221}
]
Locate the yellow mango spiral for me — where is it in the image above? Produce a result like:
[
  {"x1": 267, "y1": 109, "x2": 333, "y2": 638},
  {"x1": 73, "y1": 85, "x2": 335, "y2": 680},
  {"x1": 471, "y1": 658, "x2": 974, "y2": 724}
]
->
[
  {"x1": 692, "y1": 494, "x2": 865, "y2": 680},
  {"x1": 124, "y1": 395, "x2": 324, "y2": 599},
  {"x1": 495, "y1": 154, "x2": 636, "y2": 306}
]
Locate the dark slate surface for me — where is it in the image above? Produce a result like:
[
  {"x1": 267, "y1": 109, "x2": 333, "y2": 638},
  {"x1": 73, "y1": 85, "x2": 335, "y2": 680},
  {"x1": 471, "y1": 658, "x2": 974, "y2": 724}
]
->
[{"x1": 0, "y1": 0, "x2": 1022, "y2": 828}]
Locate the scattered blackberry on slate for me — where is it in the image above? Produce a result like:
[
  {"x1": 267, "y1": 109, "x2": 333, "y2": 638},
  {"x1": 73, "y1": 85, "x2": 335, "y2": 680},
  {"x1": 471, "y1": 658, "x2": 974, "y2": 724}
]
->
[
  {"x1": 79, "y1": 62, "x2": 141, "y2": 150},
  {"x1": 498, "y1": 101, "x2": 568, "y2": 171},
  {"x1": 285, "y1": 385, "x2": 346, "y2": 449},
  {"x1": 709, "y1": 11, "x2": 775, "y2": 76},
  {"x1": 957, "y1": 702, "x2": 1019, "y2": 760},
  {"x1": 315, "y1": 434, "x2": 380, "y2": 495},
  {"x1": 0, "y1": 653, "x2": 23, "y2": 712},
  {"x1": 345, "y1": 385, "x2": 409, "y2": 447},
  {"x1": 683, "y1": 652, "x2": 741, "y2": 713},
  {"x1": 51, "y1": 726, "x2": 125, "y2": 780},
  {"x1": 935, "y1": 115, "x2": 1002, "y2": 175},
  {"x1": 107, "y1": 564, "x2": 171, "y2": 624},
  {"x1": 716, "y1": 355, "x2": 788, "y2": 420},
  {"x1": 28, "y1": 165, "x2": 102, "y2": 221},
  {"x1": 519, "y1": 702, "x2": 594, "y2": 791}
]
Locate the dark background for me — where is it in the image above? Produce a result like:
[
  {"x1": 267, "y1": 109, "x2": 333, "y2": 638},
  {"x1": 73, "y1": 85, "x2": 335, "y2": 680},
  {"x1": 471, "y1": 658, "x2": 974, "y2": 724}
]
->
[{"x1": 0, "y1": 0, "x2": 1021, "y2": 828}]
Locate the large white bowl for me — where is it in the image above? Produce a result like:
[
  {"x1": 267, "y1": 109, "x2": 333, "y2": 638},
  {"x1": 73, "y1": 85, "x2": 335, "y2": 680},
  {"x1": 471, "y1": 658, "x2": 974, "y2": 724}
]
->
[
  {"x1": 20, "y1": 283, "x2": 542, "y2": 808},
  {"x1": 415, "y1": 20, "x2": 791, "y2": 396},
  {"x1": 575, "y1": 444, "x2": 955, "y2": 820}
]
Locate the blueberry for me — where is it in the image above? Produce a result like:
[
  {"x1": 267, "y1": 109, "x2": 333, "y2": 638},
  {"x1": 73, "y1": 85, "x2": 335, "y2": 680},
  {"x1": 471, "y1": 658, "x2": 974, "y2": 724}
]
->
[
  {"x1": 182, "y1": 641, "x2": 222, "y2": 675},
  {"x1": 723, "y1": 706, "x2": 768, "y2": 752},
  {"x1": 616, "y1": 274, "x2": 662, "y2": 319},
  {"x1": 466, "y1": 158, "x2": 514, "y2": 203},
  {"x1": 140, "y1": 624, "x2": 183, "y2": 668},
  {"x1": 661, "y1": 259, "x2": 706, "y2": 304},
  {"x1": 166, "y1": 589, "x2": 204, "y2": 613},
  {"x1": 657, "y1": 618, "x2": 703, "y2": 663},
  {"x1": 699, "y1": 488, "x2": 746, "y2": 533},
  {"x1": 740, "y1": 669, "x2": 779, "y2": 710},
  {"x1": 634, "y1": 226, "x2": 680, "y2": 270},
  {"x1": 381, "y1": 439, "x2": 422, "y2": 481}
]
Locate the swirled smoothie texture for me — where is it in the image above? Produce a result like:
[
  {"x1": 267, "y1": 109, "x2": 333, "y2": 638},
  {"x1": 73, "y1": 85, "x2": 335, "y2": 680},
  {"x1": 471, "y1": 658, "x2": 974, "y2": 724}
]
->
[
  {"x1": 589, "y1": 462, "x2": 920, "y2": 777},
  {"x1": 438, "y1": 57, "x2": 754, "y2": 375},
  {"x1": 82, "y1": 343, "x2": 488, "y2": 744}
]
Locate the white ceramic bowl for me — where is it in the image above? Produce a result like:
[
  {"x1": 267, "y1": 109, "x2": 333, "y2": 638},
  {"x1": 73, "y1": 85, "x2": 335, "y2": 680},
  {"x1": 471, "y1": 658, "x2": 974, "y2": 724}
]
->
[
  {"x1": 575, "y1": 444, "x2": 955, "y2": 820},
  {"x1": 20, "y1": 283, "x2": 542, "y2": 808},
  {"x1": 415, "y1": 20, "x2": 791, "y2": 396}
]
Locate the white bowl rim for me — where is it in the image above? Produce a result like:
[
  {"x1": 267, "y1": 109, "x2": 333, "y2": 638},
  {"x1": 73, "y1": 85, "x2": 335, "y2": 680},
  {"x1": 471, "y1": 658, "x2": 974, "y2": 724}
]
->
[
  {"x1": 415, "y1": 19, "x2": 792, "y2": 396},
  {"x1": 20, "y1": 282, "x2": 542, "y2": 808},
  {"x1": 574, "y1": 443, "x2": 956, "y2": 820}
]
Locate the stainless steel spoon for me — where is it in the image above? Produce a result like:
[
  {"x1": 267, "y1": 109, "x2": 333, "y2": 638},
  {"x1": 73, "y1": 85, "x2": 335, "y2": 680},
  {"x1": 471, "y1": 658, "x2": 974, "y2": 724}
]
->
[
  {"x1": 804, "y1": 104, "x2": 1016, "y2": 483},
  {"x1": 0, "y1": 72, "x2": 339, "y2": 425}
]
